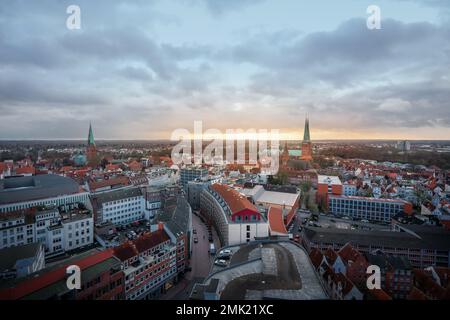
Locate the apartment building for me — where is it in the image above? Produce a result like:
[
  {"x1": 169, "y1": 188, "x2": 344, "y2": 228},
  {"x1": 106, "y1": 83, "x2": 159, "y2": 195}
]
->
[
  {"x1": 0, "y1": 175, "x2": 89, "y2": 214},
  {"x1": 366, "y1": 251, "x2": 413, "y2": 299},
  {"x1": 329, "y1": 195, "x2": 413, "y2": 222},
  {"x1": 0, "y1": 249, "x2": 124, "y2": 300},
  {"x1": 113, "y1": 225, "x2": 178, "y2": 300},
  {"x1": 302, "y1": 223, "x2": 450, "y2": 268},
  {"x1": 200, "y1": 184, "x2": 268, "y2": 246},
  {"x1": 90, "y1": 187, "x2": 145, "y2": 226},
  {"x1": 180, "y1": 166, "x2": 208, "y2": 191},
  {"x1": 1, "y1": 204, "x2": 93, "y2": 257},
  {"x1": 0, "y1": 243, "x2": 45, "y2": 280}
]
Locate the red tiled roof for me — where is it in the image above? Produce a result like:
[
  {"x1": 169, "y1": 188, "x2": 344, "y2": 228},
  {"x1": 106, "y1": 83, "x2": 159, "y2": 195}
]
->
[
  {"x1": 113, "y1": 229, "x2": 170, "y2": 261},
  {"x1": 134, "y1": 229, "x2": 169, "y2": 253},
  {"x1": 388, "y1": 173, "x2": 398, "y2": 179},
  {"x1": 105, "y1": 164, "x2": 121, "y2": 171},
  {"x1": 268, "y1": 207, "x2": 287, "y2": 235},
  {"x1": 413, "y1": 269, "x2": 446, "y2": 299},
  {"x1": 324, "y1": 248, "x2": 338, "y2": 265},
  {"x1": 127, "y1": 160, "x2": 142, "y2": 171},
  {"x1": 333, "y1": 272, "x2": 355, "y2": 296},
  {"x1": 89, "y1": 176, "x2": 130, "y2": 191},
  {"x1": 407, "y1": 287, "x2": 428, "y2": 300},
  {"x1": 61, "y1": 166, "x2": 74, "y2": 172},
  {"x1": 338, "y1": 243, "x2": 365, "y2": 265},
  {"x1": 0, "y1": 162, "x2": 8, "y2": 172},
  {"x1": 211, "y1": 184, "x2": 258, "y2": 215},
  {"x1": 159, "y1": 157, "x2": 173, "y2": 166},
  {"x1": 368, "y1": 289, "x2": 392, "y2": 300},
  {"x1": 434, "y1": 267, "x2": 450, "y2": 288},
  {"x1": 320, "y1": 257, "x2": 358, "y2": 297},
  {"x1": 113, "y1": 242, "x2": 138, "y2": 262},
  {"x1": 15, "y1": 166, "x2": 35, "y2": 175},
  {"x1": 0, "y1": 249, "x2": 114, "y2": 300},
  {"x1": 309, "y1": 248, "x2": 324, "y2": 269}
]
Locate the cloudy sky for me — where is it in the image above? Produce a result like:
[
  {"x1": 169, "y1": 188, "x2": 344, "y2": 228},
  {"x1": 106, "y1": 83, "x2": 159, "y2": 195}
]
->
[{"x1": 0, "y1": 0, "x2": 449, "y2": 140}]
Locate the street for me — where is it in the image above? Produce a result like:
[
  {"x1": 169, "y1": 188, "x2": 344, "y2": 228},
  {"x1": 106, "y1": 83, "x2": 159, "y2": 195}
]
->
[
  {"x1": 160, "y1": 212, "x2": 218, "y2": 300},
  {"x1": 189, "y1": 212, "x2": 214, "y2": 278}
]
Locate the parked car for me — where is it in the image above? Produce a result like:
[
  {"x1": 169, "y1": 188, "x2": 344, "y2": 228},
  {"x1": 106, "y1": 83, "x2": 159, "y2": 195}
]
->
[
  {"x1": 194, "y1": 237, "x2": 198, "y2": 243},
  {"x1": 219, "y1": 249, "x2": 232, "y2": 255},
  {"x1": 217, "y1": 254, "x2": 231, "y2": 260},
  {"x1": 193, "y1": 229, "x2": 197, "y2": 234},
  {"x1": 214, "y1": 259, "x2": 227, "y2": 267}
]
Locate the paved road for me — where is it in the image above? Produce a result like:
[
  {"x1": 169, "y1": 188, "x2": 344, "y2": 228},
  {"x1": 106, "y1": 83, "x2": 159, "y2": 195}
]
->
[
  {"x1": 190, "y1": 213, "x2": 213, "y2": 279},
  {"x1": 159, "y1": 212, "x2": 216, "y2": 300}
]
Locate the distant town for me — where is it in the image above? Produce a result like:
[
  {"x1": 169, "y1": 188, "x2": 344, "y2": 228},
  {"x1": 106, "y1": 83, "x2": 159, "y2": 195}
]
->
[
  {"x1": 0, "y1": 120, "x2": 449, "y2": 301},
  {"x1": 1, "y1": 0, "x2": 450, "y2": 305}
]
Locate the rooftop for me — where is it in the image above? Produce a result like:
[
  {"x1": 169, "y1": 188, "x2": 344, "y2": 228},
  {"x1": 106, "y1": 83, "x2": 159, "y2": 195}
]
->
[
  {"x1": 211, "y1": 184, "x2": 258, "y2": 215},
  {"x1": 134, "y1": 229, "x2": 170, "y2": 254},
  {"x1": 0, "y1": 243, "x2": 43, "y2": 272},
  {"x1": 0, "y1": 175, "x2": 81, "y2": 205},
  {"x1": 268, "y1": 207, "x2": 288, "y2": 235},
  {"x1": 241, "y1": 185, "x2": 300, "y2": 207},
  {"x1": 88, "y1": 176, "x2": 130, "y2": 192},
  {"x1": 318, "y1": 175, "x2": 342, "y2": 185},
  {"x1": 329, "y1": 194, "x2": 410, "y2": 204},
  {"x1": 194, "y1": 241, "x2": 327, "y2": 300},
  {"x1": 0, "y1": 248, "x2": 119, "y2": 300},
  {"x1": 113, "y1": 228, "x2": 170, "y2": 261},
  {"x1": 91, "y1": 186, "x2": 142, "y2": 206},
  {"x1": 304, "y1": 225, "x2": 450, "y2": 251},
  {"x1": 158, "y1": 195, "x2": 191, "y2": 237}
]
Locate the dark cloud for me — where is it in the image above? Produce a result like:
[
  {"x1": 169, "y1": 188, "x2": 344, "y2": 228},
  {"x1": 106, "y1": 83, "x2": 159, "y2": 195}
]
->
[
  {"x1": 200, "y1": 0, "x2": 266, "y2": 15},
  {"x1": 227, "y1": 18, "x2": 450, "y2": 86},
  {"x1": 0, "y1": 72, "x2": 109, "y2": 107},
  {"x1": 118, "y1": 66, "x2": 154, "y2": 82},
  {"x1": 397, "y1": 0, "x2": 450, "y2": 8},
  {"x1": 0, "y1": 0, "x2": 449, "y2": 139}
]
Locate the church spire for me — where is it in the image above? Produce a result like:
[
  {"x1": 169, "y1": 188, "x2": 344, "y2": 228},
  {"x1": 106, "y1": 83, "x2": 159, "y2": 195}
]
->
[
  {"x1": 303, "y1": 115, "x2": 310, "y2": 142},
  {"x1": 88, "y1": 122, "x2": 95, "y2": 146}
]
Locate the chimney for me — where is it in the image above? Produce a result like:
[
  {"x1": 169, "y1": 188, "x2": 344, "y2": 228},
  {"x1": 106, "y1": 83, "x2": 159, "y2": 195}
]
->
[{"x1": 158, "y1": 222, "x2": 164, "y2": 231}]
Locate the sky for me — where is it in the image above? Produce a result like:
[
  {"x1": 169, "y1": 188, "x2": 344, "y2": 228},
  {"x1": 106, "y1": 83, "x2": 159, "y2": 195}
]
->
[{"x1": 0, "y1": 0, "x2": 449, "y2": 140}]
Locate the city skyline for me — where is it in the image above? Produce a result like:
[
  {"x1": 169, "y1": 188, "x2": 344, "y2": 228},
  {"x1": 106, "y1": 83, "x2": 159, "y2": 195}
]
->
[{"x1": 1, "y1": 0, "x2": 450, "y2": 140}]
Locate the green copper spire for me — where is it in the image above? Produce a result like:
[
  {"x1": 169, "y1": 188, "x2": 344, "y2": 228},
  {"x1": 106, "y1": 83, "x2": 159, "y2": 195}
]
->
[
  {"x1": 303, "y1": 115, "x2": 310, "y2": 142},
  {"x1": 88, "y1": 123, "x2": 95, "y2": 146}
]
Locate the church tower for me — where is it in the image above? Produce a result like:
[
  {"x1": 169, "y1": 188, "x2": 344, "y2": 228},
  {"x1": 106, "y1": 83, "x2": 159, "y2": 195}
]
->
[
  {"x1": 300, "y1": 116, "x2": 313, "y2": 161},
  {"x1": 281, "y1": 141, "x2": 290, "y2": 167},
  {"x1": 86, "y1": 123, "x2": 98, "y2": 167}
]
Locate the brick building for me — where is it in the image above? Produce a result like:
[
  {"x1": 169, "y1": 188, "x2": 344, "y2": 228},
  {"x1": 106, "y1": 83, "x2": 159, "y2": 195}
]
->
[{"x1": 0, "y1": 248, "x2": 124, "y2": 300}]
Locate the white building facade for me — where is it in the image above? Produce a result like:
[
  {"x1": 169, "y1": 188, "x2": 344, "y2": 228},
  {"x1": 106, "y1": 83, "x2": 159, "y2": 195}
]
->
[{"x1": 91, "y1": 187, "x2": 145, "y2": 226}]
